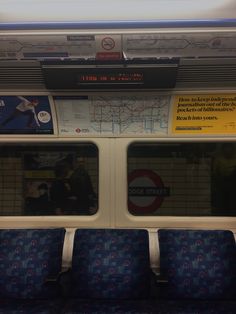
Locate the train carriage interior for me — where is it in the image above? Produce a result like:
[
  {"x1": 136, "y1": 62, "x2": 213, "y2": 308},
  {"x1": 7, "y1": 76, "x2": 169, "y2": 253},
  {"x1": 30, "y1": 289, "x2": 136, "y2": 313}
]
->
[{"x1": 0, "y1": 0, "x2": 236, "y2": 313}]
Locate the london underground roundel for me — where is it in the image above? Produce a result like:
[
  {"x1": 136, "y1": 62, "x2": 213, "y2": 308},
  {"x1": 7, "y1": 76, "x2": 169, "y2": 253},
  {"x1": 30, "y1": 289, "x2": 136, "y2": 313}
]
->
[{"x1": 128, "y1": 169, "x2": 169, "y2": 214}]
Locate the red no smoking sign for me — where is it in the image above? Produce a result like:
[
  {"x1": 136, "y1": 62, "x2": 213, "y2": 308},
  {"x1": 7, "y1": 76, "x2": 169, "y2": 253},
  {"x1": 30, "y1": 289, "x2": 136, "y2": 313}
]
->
[
  {"x1": 95, "y1": 35, "x2": 122, "y2": 60},
  {"x1": 101, "y1": 37, "x2": 116, "y2": 51},
  {"x1": 128, "y1": 169, "x2": 170, "y2": 214}
]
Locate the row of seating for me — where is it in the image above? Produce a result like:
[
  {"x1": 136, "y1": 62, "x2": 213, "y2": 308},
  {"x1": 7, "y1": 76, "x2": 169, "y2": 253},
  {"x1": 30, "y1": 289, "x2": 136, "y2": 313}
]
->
[{"x1": 0, "y1": 228, "x2": 235, "y2": 313}]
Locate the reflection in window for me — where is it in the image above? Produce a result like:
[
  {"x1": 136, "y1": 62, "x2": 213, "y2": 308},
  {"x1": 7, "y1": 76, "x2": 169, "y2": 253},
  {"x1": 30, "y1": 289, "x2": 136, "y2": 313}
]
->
[
  {"x1": 128, "y1": 142, "x2": 236, "y2": 216},
  {"x1": 0, "y1": 143, "x2": 98, "y2": 216}
]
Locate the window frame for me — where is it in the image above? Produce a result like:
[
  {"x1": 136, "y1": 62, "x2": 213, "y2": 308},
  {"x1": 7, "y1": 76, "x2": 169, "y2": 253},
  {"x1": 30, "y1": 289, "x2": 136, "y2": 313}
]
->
[
  {"x1": 0, "y1": 137, "x2": 112, "y2": 228},
  {"x1": 127, "y1": 141, "x2": 236, "y2": 217},
  {"x1": 114, "y1": 137, "x2": 236, "y2": 230}
]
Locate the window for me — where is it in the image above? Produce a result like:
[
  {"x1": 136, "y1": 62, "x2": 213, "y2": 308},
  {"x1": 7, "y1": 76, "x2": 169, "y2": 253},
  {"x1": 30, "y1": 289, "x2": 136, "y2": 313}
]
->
[
  {"x1": 0, "y1": 143, "x2": 98, "y2": 216},
  {"x1": 128, "y1": 142, "x2": 236, "y2": 216}
]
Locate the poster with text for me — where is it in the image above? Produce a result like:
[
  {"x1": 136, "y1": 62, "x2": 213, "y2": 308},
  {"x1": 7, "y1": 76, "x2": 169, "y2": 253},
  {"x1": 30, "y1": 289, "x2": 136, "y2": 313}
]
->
[
  {"x1": 172, "y1": 94, "x2": 236, "y2": 135},
  {"x1": 0, "y1": 96, "x2": 53, "y2": 134}
]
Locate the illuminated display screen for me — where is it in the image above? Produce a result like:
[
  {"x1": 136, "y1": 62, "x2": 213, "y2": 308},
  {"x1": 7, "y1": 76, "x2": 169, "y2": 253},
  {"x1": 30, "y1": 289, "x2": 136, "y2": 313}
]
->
[{"x1": 78, "y1": 72, "x2": 144, "y2": 84}]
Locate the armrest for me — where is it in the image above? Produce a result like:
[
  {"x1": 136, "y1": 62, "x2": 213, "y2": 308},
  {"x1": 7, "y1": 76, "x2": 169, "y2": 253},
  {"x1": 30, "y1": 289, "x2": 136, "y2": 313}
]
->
[
  {"x1": 44, "y1": 268, "x2": 72, "y2": 297},
  {"x1": 151, "y1": 270, "x2": 169, "y2": 298}
]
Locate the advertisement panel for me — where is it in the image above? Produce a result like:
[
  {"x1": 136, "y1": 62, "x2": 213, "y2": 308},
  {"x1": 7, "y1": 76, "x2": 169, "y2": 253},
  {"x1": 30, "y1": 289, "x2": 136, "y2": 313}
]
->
[
  {"x1": 172, "y1": 94, "x2": 236, "y2": 135},
  {"x1": 0, "y1": 95, "x2": 53, "y2": 134}
]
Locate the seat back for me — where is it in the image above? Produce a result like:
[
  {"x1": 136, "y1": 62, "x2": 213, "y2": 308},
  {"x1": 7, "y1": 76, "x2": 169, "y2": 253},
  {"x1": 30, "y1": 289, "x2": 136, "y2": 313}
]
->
[
  {"x1": 0, "y1": 228, "x2": 65, "y2": 299},
  {"x1": 158, "y1": 229, "x2": 236, "y2": 300},
  {"x1": 71, "y1": 229, "x2": 150, "y2": 299}
]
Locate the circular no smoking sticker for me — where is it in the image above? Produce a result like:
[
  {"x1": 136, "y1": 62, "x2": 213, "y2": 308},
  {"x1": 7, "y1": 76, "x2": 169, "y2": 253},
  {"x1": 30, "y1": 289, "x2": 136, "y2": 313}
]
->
[
  {"x1": 128, "y1": 169, "x2": 170, "y2": 214},
  {"x1": 101, "y1": 37, "x2": 116, "y2": 51}
]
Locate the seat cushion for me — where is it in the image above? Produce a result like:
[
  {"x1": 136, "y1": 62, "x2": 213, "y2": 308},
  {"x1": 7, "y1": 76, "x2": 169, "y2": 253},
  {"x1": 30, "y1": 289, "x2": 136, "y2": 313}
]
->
[
  {"x1": 71, "y1": 229, "x2": 150, "y2": 299},
  {"x1": 62, "y1": 299, "x2": 155, "y2": 314},
  {"x1": 158, "y1": 229, "x2": 236, "y2": 300},
  {"x1": 61, "y1": 299, "x2": 236, "y2": 314},
  {"x1": 0, "y1": 228, "x2": 65, "y2": 299},
  {"x1": 152, "y1": 300, "x2": 236, "y2": 314},
  {"x1": 0, "y1": 298, "x2": 62, "y2": 314}
]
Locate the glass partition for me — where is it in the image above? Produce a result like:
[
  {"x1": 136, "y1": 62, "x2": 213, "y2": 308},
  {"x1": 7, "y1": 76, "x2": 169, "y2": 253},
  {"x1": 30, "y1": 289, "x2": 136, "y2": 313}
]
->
[
  {"x1": 128, "y1": 142, "x2": 236, "y2": 216},
  {"x1": 0, "y1": 143, "x2": 98, "y2": 216}
]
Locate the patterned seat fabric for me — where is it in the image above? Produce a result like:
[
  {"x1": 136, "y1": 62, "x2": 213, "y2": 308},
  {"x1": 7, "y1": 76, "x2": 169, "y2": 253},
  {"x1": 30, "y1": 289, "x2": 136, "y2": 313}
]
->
[
  {"x1": 0, "y1": 228, "x2": 65, "y2": 299},
  {"x1": 158, "y1": 229, "x2": 236, "y2": 300},
  {"x1": 71, "y1": 229, "x2": 150, "y2": 299}
]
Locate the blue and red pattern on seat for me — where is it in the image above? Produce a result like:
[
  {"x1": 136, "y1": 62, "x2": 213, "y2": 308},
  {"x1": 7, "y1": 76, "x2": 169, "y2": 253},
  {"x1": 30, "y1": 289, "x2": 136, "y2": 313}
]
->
[
  {"x1": 71, "y1": 229, "x2": 151, "y2": 299},
  {"x1": 158, "y1": 229, "x2": 236, "y2": 300},
  {"x1": 0, "y1": 228, "x2": 65, "y2": 299}
]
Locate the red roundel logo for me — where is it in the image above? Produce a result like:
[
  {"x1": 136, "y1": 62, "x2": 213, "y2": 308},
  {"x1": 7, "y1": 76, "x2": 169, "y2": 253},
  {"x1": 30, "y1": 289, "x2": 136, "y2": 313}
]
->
[
  {"x1": 76, "y1": 128, "x2": 81, "y2": 133},
  {"x1": 128, "y1": 169, "x2": 169, "y2": 214}
]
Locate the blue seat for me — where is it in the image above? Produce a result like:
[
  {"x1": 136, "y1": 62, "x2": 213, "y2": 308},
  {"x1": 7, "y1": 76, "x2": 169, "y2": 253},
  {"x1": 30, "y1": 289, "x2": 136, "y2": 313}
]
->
[
  {"x1": 0, "y1": 299, "x2": 62, "y2": 314},
  {"x1": 0, "y1": 228, "x2": 65, "y2": 313},
  {"x1": 71, "y1": 229, "x2": 151, "y2": 299},
  {"x1": 151, "y1": 300, "x2": 236, "y2": 314},
  {"x1": 62, "y1": 299, "x2": 156, "y2": 314},
  {"x1": 158, "y1": 229, "x2": 236, "y2": 300},
  {"x1": 63, "y1": 229, "x2": 153, "y2": 313}
]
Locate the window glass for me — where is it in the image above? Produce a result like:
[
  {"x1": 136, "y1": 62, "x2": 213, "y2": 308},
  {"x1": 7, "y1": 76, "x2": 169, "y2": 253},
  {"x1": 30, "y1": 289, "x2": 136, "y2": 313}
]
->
[
  {"x1": 128, "y1": 142, "x2": 236, "y2": 216},
  {"x1": 0, "y1": 143, "x2": 98, "y2": 216}
]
